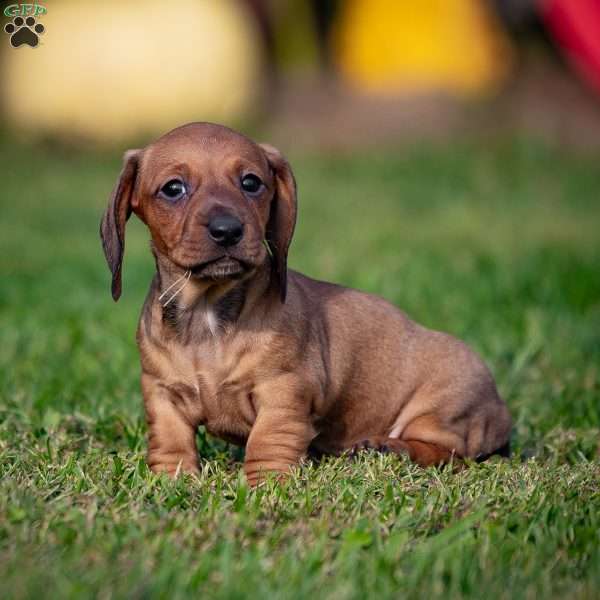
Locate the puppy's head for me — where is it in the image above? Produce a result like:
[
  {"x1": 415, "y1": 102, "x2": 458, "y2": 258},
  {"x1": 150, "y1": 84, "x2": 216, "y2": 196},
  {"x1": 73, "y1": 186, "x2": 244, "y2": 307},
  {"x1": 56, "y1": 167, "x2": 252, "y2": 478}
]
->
[{"x1": 100, "y1": 123, "x2": 296, "y2": 302}]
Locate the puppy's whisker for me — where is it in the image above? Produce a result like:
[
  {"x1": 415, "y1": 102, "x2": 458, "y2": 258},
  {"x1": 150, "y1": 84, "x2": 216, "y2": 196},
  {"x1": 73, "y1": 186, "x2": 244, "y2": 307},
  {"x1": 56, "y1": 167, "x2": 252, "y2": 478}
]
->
[
  {"x1": 161, "y1": 270, "x2": 191, "y2": 308},
  {"x1": 262, "y1": 239, "x2": 274, "y2": 259},
  {"x1": 159, "y1": 271, "x2": 189, "y2": 302}
]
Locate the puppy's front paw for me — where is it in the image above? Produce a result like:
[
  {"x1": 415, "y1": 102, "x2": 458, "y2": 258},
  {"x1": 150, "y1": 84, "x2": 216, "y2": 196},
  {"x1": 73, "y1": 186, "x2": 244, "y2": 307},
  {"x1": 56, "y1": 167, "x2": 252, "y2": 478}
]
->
[
  {"x1": 148, "y1": 456, "x2": 200, "y2": 478},
  {"x1": 244, "y1": 461, "x2": 291, "y2": 487}
]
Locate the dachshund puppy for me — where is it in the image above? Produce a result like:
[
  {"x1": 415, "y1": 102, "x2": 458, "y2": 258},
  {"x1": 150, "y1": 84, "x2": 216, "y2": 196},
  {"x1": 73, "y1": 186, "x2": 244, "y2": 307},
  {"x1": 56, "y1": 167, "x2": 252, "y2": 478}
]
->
[{"x1": 100, "y1": 123, "x2": 511, "y2": 485}]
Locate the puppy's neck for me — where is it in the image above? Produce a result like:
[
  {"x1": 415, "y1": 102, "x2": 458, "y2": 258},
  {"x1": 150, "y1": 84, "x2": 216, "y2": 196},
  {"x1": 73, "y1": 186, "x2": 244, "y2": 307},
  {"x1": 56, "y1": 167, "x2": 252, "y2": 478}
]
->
[{"x1": 152, "y1": 249, "x2": 271, "y2": 339}]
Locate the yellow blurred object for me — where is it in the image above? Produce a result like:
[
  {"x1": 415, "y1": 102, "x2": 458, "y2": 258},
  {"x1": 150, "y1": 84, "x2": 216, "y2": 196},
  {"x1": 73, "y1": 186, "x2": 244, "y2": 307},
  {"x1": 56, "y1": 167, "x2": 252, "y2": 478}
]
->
[
  {"x1": 333, "y1": 0, "x2": 513, "y2": 96},
  {"x1": 1, "y1": 0, "x2": 262, "y2": 143}
]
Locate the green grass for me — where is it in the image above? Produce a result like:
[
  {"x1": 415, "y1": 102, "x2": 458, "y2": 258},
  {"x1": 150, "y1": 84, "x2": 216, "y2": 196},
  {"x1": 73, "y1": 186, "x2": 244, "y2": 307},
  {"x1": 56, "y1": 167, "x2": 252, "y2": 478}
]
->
[{"x1": 1, "y1": 136, "x2": 599, "y2": 599}]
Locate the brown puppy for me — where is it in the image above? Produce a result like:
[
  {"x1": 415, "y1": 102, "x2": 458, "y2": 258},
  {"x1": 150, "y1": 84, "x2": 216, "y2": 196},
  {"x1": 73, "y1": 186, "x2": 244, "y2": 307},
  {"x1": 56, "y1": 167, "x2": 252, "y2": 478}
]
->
[{"x1": 100, "y1": 123, "x2": 511, "y2": 485}]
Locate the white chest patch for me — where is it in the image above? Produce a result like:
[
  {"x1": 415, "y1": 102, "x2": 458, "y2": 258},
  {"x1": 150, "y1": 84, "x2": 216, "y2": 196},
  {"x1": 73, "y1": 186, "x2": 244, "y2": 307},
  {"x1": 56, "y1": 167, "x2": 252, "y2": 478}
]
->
[{"x1": 205, "y1": 306, "x2": 219, "y2": 337}]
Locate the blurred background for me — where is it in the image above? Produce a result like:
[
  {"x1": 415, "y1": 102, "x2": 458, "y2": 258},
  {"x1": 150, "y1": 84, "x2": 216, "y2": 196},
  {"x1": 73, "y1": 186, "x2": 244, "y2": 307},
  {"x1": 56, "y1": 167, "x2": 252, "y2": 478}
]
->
[{"x1": 1, "y1": 0, "x2": 600, "y2": 149}]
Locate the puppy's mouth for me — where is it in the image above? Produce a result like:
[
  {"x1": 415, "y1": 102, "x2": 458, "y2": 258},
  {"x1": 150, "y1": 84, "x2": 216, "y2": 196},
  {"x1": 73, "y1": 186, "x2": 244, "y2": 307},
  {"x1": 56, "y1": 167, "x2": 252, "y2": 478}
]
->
[{"x1": 190, "y1": 256, "x2": 248, "y2": 280}]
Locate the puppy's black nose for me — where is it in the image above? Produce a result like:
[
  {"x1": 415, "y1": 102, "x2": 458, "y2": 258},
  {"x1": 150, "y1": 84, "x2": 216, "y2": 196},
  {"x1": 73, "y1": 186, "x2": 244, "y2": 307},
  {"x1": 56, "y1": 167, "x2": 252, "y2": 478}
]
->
[{"x1": 208, "y1": 215, "x2": 244, "y2": 247}]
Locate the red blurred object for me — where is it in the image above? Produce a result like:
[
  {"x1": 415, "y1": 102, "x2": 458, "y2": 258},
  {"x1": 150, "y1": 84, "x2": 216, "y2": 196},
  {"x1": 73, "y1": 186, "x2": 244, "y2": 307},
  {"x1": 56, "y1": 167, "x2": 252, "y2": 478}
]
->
[{"x1": 541, "y1": 0, "x2": 600, "y2": 96}]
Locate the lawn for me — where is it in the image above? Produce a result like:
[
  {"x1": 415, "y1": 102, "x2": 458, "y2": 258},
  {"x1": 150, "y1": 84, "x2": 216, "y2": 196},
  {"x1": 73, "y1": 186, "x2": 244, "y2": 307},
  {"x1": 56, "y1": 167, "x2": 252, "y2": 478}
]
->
[{"x1": 0, "y1": 135, "x2": 599, "y2": 599}]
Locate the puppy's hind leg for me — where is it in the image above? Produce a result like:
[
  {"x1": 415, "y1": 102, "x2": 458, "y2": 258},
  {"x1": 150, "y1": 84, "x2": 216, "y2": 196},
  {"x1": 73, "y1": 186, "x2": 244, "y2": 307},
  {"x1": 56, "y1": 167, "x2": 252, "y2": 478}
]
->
[{"x1": 350, "y1": 436, "x2": 458, "y2": 467}]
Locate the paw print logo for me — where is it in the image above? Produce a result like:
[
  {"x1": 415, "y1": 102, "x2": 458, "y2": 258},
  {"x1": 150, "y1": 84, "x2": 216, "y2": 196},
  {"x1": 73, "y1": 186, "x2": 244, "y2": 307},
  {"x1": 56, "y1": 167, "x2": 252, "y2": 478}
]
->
[{"x1": 4, "y1": 16, "x2": 45, "y2": 48}]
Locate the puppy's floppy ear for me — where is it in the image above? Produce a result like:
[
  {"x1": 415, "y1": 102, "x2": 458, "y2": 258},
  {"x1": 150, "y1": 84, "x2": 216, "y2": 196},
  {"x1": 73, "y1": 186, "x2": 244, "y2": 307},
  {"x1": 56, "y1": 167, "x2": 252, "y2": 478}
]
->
[
  {"x1": 260, "y1": 143, "x2": 297, "y2": 303},
  {"x1": 100, "y1": 149, "x2": 140, "y2": 301}
]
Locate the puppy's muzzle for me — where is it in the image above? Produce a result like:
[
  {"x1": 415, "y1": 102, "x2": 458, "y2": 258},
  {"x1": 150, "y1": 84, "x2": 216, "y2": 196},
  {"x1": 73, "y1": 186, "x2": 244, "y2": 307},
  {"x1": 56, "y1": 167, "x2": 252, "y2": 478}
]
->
[{"x1": 208, "y1": 214, "x2": 244, "y2": 248}]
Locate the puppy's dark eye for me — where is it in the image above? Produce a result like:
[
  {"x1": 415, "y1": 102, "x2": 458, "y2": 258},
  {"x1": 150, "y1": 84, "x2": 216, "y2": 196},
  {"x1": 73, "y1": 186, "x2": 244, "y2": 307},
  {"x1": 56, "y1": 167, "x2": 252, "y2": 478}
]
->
[
  {"x1": 240, "y1": 174, "x2": 263, "y2": 195},
  {"x1": 159, "y1": 179, "x2": 186, "y2": 201}
]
